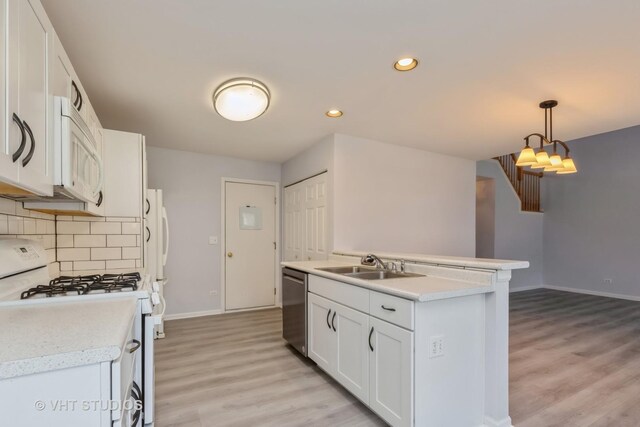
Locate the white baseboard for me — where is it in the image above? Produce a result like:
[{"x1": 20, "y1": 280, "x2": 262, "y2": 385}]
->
[
  {"x1": 164, "y1": 309, "x2": 223, "y2": 320},
  {"x1": 543, "y1": 284, "x2": 640, "y2": 302},
  {"x1": 483, "y1": 415, "x2": 513, "y2": 427},
  {"x1": 509, "y1": 285, "x2": 543, "y2": 293}
]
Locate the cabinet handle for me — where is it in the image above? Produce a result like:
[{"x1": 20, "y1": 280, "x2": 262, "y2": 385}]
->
[
  {"x1": 21, "y1": 121, "x2": 35, "y2": 167},
  {"x1": 146, "y1": 226, "x2": 151, "y2": 242},
  {"x1": 381, "y1": 305, "x2": 396, "y2": 312},
  {"x1": 128, "y1": 339, "x2": 141, "y2": 354},
  {"x1": 77, "y1": 90, "x2": 83, "y2": 111},
  {"x1": 369, "y1": 327, "x2": 374, "y2": 352},
  {"x1": 11, "y1": 113, "x2": 26, "y2": 162},
  {"x1": 71, "y1": 80, "x2": 80, "y2": 107},
  {"x1": 326, "y1": 309, "x2": 332, "y2": 329},
  {"x1": 145, "y1": 198, "x2": 150, "y2": 215},
  {"x1": 96, "y1": 191, "x2": 103, "y2": 207},
  {"x1": 331, "y1": 311, "x2": 337, "y2": 331}
]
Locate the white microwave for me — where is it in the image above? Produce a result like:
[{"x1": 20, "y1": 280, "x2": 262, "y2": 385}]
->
[{"x1": 52, "y1": 96, "x2": 103, "y2": 204}]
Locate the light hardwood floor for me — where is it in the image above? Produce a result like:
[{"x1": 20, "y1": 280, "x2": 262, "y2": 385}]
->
[{"x1": 155, "y1": 290, "x2": 640, "y2": 426}]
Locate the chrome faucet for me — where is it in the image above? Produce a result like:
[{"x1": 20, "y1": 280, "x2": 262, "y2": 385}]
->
[{"x1": 361, "y1": 254, "x2": 388, "y2": 270}]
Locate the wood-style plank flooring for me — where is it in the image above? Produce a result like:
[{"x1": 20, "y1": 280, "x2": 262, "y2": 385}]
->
[{"x1": 155, "y1": 290, "x2": 640, "y2": 426}]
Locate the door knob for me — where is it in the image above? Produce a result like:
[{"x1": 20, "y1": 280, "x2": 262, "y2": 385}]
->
[{"x1": 227, "y1": 252, "x2": 233, "y2": 258}]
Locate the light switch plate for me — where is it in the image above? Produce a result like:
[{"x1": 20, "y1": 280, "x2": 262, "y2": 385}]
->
[{"x1": 209, "y1": 236, "x2": 218, "y2": 245}]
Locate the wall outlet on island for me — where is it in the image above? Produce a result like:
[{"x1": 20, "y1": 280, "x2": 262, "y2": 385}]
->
[
  {"x1": 603, "y1": 278, "x2": 613, "y2": 285},
  {"x1": 429, "y1": 335, "x2": 445, "y2": 358}
]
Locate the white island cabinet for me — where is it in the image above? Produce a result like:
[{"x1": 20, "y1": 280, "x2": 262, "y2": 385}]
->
[{"x1": 286, "y1": 251, "x2": 529, "y2": 427}]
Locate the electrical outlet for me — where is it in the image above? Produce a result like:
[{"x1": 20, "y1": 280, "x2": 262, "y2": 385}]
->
[
  {"x1": 209, "y1": 290, "x2": 218, "y2": 296},
  {"x1": 209, "y1": 236, "x2": 218, "y2": 245},
  {"x1": 429, "y1": 335, "x2": 445, "y2": 358},
  {"x1": 603, "y1": 278, "x2": 613, "y2": 285}
]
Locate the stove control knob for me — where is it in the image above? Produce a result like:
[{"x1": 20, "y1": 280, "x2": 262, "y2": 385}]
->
[{"x1": 151, "y1": 293, "x2": 160, "y2": 305}]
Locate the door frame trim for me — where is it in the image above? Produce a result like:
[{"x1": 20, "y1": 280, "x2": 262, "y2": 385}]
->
[{"x1": 220, "y1": 177, "x2": 281, "y2": 313}]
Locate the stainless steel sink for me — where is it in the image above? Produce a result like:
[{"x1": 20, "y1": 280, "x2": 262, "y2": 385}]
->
[
  {"x1": 316, "y1": 266, "x2": 377, "y2": 274},
  {"x1": 315, "y1": 266, "x2": 424, "y2": 280},
  {"x1": 345, "y1": 271, "x2": 424, "y2": 280}
]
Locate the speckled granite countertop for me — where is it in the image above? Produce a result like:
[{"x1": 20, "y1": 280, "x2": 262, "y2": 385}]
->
[{"x1": 0, "y1": 298, "x2": 137, "y2": 379}]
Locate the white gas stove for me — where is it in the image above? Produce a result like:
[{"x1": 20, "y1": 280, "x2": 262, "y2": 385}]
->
[{"x1": 0, "y1": 239, "x2": 160, "y2": 426}]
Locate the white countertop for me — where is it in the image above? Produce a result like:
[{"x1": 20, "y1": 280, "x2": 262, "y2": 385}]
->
[
  {"x1": 282, "y1": 260, "x2": 495, "y2": 302},
  {"x1": 333, "y1": 250, "x2": 529, "y2": 271},
  {"x1": 0, "y1": 297, "x2": 137, "y2": 379}
]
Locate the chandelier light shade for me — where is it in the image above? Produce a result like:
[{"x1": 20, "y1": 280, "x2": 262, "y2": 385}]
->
[
  {"x1": 515, "y1": 146, "x2": 537, "y2": 166},
  {"x1": 515, "y1": 100, "x2": 578, "y2": 175},
  {"x1": 213, "y1": 78, "x2": 270, "y2": 121}
]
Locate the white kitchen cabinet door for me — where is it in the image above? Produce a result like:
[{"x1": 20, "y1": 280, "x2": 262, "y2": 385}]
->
[
  {"x1": 3, "y1": 0, "x2": 53, "y2": 196},
  {"x1": 307, "y1": 293, "x2": 336, "y2": 373},
  {"x1": 284, "y1": 184, "x2": 303, "y2": 261},
  {"x1": 334, "y1": 303, "x2": 370, "y2": 404},
  {"x1": 0, "y1": 0, "x2": 20, "y2": 188},
  {"x1": 103, "y1": 129, "x2": 143, "y2": 218},
  {"x1": 369, "y1": 317, "x2": 414, "y2": 427}
]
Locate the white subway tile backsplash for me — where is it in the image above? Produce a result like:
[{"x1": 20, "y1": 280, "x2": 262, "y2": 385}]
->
[
  {"x1": 72, "y1": 216, "x2": 106, "y2": 222},
  {"x1": 45, "y1": 249, "x2": 56, "y2": 264},
  {"x1": 106, "y1": 217, "x2": 136, "y2": 222},
  {"x1": 57, "y1": 235, "x2": 74, "y2": 248},
  {"x1": 91, "y1": 222, "x2": 121, "y2": 235},
  {"x1": 0, "y1": 215, "x2": 7, "y2": 234},
  {"x1": 107, "y1": 235, "x2": 136, "y2": 247},
  {"x1": 60, "y1": 262, "x2": 73, "y2": 271},
  {"x1": 73, "y1": 260, "x2": 106, "y2": 270},
  {"x1": 91, "y1": 247, "x2": 121, "y2": 260},
  {"x1": 7, "y1": 217, "x2": 22, "y2": 234},
  {"x1": 122, "y1": 247, "x2": 141, "y2": 259},
  {"x1": 23, "y1": 218, "x2": 36, "y2": 234},
  {"x1": 58, "y1": 221, "x2": 90, "y2": 235},
  {"x1": 121, "y1": 222, "x2": 141, "y2": 235},
  {"x1": 106, "y1": 259, "x2": 135, "y2": 269},
  {"x1": 0, "y1": 198, "x2": 16, "y2": 215},
  {"x1": 58, "y1": 248, "x2": 91, "y2": 261},
  {"x1": 36, "y1": 219, "x2": 48, "y2": 234},
  {"x1": 74, "y1": 234, "x2": 107, "y2": 248}
]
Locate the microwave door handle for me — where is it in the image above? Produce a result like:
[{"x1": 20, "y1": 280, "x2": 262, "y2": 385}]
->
[{"x1": 162, "y1": 206, "x2": 169, "y2": 267}]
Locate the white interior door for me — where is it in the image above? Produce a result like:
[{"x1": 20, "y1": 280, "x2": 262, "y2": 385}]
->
[{"x1": 225, "y1": 181, "x2": 276, "y2": 311}]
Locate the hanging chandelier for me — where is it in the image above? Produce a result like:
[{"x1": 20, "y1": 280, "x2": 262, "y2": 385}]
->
[{"x1": 516, "y1": 100, "x2": 577, "y2": 174}]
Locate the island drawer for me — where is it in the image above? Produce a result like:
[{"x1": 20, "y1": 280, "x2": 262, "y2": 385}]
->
[
  {"x1": 369, "y1": 291, "x2": 414, "y2": 330},
  {"x1": 309, "y1": 275, "x2": 369, "y2": 313}
]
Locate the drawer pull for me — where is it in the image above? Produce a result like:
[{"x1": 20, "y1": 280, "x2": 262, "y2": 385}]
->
[
  {"x1": 331, "y1": 311, "x2": 337, "y2": 331},
  {"x1": 369, "y1": 327, "x2": 374, "y2": 352},
  {"x1": 326, "y1": 309, "x2": 332, "y2": 329},
  {"x1": 128, "y1": 339, "x2": 141, "y2": 354},
  {"x1": 381, "y1": 305, "x2": 396, "y2": 312}
]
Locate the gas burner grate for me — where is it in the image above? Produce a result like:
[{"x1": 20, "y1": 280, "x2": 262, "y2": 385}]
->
[{"x1": 20, "y1": 272, "x2": 141, "y2": 299}]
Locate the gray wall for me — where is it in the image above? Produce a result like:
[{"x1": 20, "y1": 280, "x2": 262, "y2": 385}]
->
[
  {"x1": 475, "y1": 177, "x2": 495, "y2": 259},
  {"x1": 476, "y1": 160, "x2": 544, "y2": 289},
  {"x1": 333, "y1": 134, "x2": 476, "y2": 257},
  {"x1": 147, "y1": 146, "x2": 281, "y2": 316},
  {"x1": 543, "y1": 125, "x2": 640, "y2": 298}
]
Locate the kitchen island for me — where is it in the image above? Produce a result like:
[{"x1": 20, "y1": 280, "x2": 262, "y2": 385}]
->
[{"x1": 282, "y1": 251, "x2": 527, "y2": 427}]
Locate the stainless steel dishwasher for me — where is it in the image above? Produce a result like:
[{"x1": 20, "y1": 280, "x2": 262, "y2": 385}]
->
[{"x1": 282, "y1": 267, "x2": 307, "y2": 356}]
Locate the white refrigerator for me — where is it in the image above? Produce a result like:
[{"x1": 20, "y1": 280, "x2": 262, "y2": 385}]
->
[{"x1": 145, "y1": 189, "x2": 169, "y2": 338}]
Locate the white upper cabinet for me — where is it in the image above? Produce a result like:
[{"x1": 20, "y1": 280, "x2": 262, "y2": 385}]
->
[
  {"x1": 0, "y1": 0, "x2": 53, "y2": 196},
  {"x1": 103, "y1": 129, "x2": 144, "y2": 218}
]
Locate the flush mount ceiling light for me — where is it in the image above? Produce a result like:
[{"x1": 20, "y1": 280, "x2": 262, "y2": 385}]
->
[
  {"x1": 325, "y1": 109, "x2": 343, "y2": 118},
  {"x1": 515, "y1": 100, "x2": 577, "y2": 174},
  {"x1": 394, "y1": 57, "x2": 418, "y2": 71},
  {"x1": 213, "y1": 78, "x2": 270, "y2": 121}
]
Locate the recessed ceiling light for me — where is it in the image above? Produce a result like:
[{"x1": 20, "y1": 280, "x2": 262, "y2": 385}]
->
[
  {"x1": 213, "y1": 78, "x2": 270, "y2": 121},
  {"x1": 394, "y1": 57, "x2": 418, "y2": 71},
  {"x1": 325, "y1": 109, "x2": 343, "y2": 118}
]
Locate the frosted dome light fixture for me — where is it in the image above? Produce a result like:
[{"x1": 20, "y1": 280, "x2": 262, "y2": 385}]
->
[{"x1": 213, "y1": 78, "x2": 270, "y2": 121}]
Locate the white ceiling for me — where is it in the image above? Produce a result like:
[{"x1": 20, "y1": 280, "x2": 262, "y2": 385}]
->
[{"x1": 41, "y1": 0, "x2": 640, "y2": 163}]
